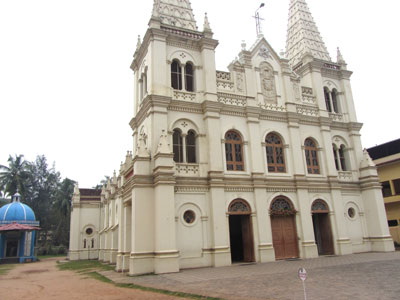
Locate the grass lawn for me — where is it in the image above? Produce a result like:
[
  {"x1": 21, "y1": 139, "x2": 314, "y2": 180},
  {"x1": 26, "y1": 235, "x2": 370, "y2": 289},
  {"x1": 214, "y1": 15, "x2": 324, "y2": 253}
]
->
[
  {"x1": 38, "y1": 254, "x2": 68, "y2": 260},
  {"x1": 0, "y1": 263, "x2": 16, "y2": 276},
  {"x1": 57, "y1": 260, "x2": 224, "y2": 300}
]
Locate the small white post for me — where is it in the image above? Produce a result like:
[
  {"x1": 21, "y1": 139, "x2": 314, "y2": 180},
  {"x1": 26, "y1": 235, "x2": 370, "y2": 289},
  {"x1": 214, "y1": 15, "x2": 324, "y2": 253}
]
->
[{"x1": 298, "y1": 267, "x2": 307, "y2": 300}]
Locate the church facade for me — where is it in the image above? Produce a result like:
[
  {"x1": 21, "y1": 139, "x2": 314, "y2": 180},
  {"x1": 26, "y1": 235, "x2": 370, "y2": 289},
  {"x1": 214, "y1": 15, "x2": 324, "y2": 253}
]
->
[{"x1": 69, "y1": 0, "x2": 394, "y2": 275}]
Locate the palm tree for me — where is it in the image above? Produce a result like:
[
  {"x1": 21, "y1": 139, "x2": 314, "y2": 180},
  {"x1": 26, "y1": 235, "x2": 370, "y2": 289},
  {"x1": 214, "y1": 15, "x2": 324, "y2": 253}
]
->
[
  {"x1": 0, "y1": 154, "x2": 30, "y2": 197},
  {"x1": 53, "y1": 177, "x2": 75, "y2": 246},
  {"x1": 0, "y1": 190, "x2": 11, "y2": 207},
  {"x1": 92, "y1": 175, "x2": 110, "y2": 189}
]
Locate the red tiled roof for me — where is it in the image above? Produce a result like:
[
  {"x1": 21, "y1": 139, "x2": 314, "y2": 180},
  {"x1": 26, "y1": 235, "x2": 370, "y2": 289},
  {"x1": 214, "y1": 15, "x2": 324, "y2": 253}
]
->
[
  {"x1": 0, "y1": 222, "x2": 40, "y2": 231},
  {"x1": 79, "y1": 189, "x2": 101, "y2": 196}
]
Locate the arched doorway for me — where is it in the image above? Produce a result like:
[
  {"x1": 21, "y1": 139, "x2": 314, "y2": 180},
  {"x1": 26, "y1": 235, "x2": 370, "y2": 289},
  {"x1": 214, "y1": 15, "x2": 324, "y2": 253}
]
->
[
  {"x1": 312, "y1": 200, "x2": 334, "y2": 255},
  {"x1": 270, "y1": 197, "x2": 299, "y2": 260},
  {"x1": 228, "y1": 199, "x2": 255, "y2": 263}
]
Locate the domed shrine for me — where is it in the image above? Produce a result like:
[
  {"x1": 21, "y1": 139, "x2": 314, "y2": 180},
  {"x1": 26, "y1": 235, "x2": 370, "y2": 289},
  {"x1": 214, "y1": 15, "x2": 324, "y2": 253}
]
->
[{"x1": 0, "y1": 193, "x2": 40, "y2": 263}]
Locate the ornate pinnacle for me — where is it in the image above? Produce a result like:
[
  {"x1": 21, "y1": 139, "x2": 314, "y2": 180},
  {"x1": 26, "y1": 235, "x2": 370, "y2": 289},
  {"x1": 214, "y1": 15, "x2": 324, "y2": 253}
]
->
[
  {"x1": 337, "y1": 47, "x2": 346, "y2": 64},
  {"x1": 136, "y1": 35, "x2": 141, "y2": 51},
  {"x1": 203, "y1": 13, "x2": 211, "y2": 32}
]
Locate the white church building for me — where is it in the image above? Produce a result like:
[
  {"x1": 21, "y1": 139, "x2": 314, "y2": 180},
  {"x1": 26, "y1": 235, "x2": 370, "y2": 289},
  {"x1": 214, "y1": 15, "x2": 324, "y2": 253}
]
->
[{"x1": 69, "y1": 0, "x2": 394, "y2": 275}]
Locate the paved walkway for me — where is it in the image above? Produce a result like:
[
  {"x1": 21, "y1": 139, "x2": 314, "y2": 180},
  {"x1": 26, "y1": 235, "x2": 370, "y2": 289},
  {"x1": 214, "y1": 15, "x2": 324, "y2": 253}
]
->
[{"x1": 101, "y1": 251, "x2": 400, "y2": 300}]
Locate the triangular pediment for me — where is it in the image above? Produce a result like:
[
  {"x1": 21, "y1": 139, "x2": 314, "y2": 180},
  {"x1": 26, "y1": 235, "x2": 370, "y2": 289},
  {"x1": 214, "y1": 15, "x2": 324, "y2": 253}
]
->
[{"x1": 249, "y1": 36, "x2": 282, "y2": 65}]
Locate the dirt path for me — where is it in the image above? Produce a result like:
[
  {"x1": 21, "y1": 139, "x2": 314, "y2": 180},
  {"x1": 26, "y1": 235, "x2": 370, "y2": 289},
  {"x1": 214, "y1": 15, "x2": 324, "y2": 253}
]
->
[{"x1": 0, "y1": 258, "x2": 183, "y2": 300}]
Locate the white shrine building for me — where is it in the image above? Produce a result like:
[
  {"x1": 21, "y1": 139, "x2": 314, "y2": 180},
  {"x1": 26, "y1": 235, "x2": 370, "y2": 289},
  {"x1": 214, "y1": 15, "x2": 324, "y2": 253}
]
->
[{"x1": 69, "y1": 0, "x2": 394, "y2": 275}]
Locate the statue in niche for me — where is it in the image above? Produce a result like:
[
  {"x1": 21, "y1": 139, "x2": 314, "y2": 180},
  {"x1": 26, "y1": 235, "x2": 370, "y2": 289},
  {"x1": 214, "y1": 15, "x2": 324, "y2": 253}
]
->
[
  {"x1": 260, "y1": 63, "x2": 276, "y2": 103},
  {"x1": 236, "y1": 72, "x2": 244, "y2": 92},
  {"x1": 293, "y1": 81, "x2": 301, "y2": 101}
]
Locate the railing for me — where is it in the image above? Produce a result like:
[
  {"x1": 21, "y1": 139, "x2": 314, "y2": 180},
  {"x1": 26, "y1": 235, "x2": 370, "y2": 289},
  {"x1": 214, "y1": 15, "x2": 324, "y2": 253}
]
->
[
  {"x1": 175, "y1": 163, "x2": 199, "y2": 176},
  {"x1": 173, "y1": 90, "x2": 196, "y2": 102},
  {"x1": 329, "y1": 112, "x2": 344, "y2": 122},
  {"x1": 217, "y1": 93, "x2": 246, "y2": 106},
  {"x1": 338, "y1": 171, "x2": 353, "y2": 181}
]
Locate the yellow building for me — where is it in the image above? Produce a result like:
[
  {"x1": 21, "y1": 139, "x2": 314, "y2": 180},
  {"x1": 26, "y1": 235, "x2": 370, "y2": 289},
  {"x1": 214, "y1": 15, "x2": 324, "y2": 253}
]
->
[{"x1": 368, "y1": 139, "x2": 400, "y2": 245}]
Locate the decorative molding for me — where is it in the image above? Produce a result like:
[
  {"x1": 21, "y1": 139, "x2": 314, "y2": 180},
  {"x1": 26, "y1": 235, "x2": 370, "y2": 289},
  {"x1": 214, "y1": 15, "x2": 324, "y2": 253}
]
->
[
  {"x1": 216, "y1": 71, "x2": 231, "y2": 81},
  {"x1": 173, "y1": 90, "x2": 196, "y2": 102},
  {"x1": 258, "y1": 103, "x2": 287, "y2": 112},
  {"x1": 174, "y1": 186, "x2": 209, "y2": 193},
  {"x1": 217, "y1": 93, "x2": 246, "y2": 106},
  {"x1": 329, "y1": 112, "x2": 344, "y2": 122},
  {"x1": 266, "y1": 187, "x2": 297, "y2": 193},
  {"x1": 175, "y1": 163, "x2": 199, "y2": 176},
  {"x1": 296, "y1": 104, "x2": 319, "y2": 117},
  {"x1": 166, "y1": 40, "x2": 201, "y2": 52},
  {"x1": 224, "y1": 187, "x2": 254, "y2": 192},
  {"x1": 338, "y1": 171, "x2": 353, "y2": 181}
]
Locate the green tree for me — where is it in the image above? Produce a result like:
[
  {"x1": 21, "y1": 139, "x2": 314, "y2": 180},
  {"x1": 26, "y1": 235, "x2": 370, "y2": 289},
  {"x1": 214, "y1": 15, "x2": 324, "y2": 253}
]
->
[
  {"x1": 53, "y1": 178, "x2": 75, "y2": 246},
  {"x1": 0, "y1": 191, "x2": 11, "y2": 207},
  {"x1": 0, "y1": 154, "x2": 30, "y2": 198},
  {"x1": 25, "y1": 155, "x2": 61, "y2": 242}
]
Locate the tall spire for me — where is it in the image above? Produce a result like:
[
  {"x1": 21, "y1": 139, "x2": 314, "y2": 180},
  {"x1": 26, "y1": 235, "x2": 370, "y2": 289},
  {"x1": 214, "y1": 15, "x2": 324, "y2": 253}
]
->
[
  {"x1": 285, "y1": 0, "x2": 331, "y2": 67},
  {"x1": 152, "y1": 0, "x2": 197, "y2": 31}
]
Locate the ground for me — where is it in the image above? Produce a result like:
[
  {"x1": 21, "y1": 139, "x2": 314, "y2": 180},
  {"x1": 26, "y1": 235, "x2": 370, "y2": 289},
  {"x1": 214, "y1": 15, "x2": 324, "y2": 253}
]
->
[
  {"x1": 0, "y1": 257, "x2": 182, "y2": 300},
  {"x1": 1, "y1": 252, "x2": 400, "y2": 300}
]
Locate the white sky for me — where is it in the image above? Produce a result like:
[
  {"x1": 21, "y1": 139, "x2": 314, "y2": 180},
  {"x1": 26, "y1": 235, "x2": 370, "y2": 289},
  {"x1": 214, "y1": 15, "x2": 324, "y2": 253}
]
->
[{"x1": 1, "y1": 0, "x2": 399, "y2": 188}]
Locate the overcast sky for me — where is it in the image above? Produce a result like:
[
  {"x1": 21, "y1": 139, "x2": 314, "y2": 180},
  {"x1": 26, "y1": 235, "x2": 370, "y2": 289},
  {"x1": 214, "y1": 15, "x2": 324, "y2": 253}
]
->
[{"x1": 1, "y1": 0, "x2": 399, "y2": 188}]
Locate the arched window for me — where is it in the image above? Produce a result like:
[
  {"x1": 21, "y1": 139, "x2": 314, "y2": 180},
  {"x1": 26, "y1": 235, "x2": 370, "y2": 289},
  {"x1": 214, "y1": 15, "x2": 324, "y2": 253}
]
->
[
  {"x1": 173, "y1": 129, "x2": 183, "y2": 162},
  {"x1": 333, "y1": 143, "x2": 348, "y2": 172},
  {"x1": 143, "y1": 68, "x2": 148, "y2": 95},
  {"x1": 228, "y1": 199, "x2": 251, "y2": 214},
  {"x1": 171, "y1": 60, "x2": 182, "y2": 90},
  {"x1": 324, "y1": 87, "x2": 332, "y2": 112},
  {"x1": 305, "y1": 138, "x2": 320, "y2": 174},
  {"x1": 331, "y1": 89, "x2": 339, "y2": 113},
  {"x1": 266, "y1": 133, "x2": 286, "y2": 173},
  {"x1": 270, "y1": 197, "x2": 296, "y2": 216},
  {"x1": 311, "y1": 199, "x2": 329, "y2": 213},
  {"x1": 225, "y1": 131, "x2": 244, "y2": 171},
  {"x1": 333, "y1": 145, "x2": 339, "y2": 170},
  {"x1": 339, "y1": 145, "x2": 346, "y2": 171},
  {"x1": 185, "y1": 63, "x2": 194, "y2": 92},
  {"x1": 186, "y1": 130, "x2": 196, "y2": 163}
]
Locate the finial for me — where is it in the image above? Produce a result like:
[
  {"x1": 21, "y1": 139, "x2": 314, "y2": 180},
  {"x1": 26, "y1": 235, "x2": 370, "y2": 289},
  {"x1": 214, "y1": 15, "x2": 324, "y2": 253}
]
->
[
  {"x1": 241, "y1": 40, "x2": 247, "y2": 51},
  {"x1": 203, "y1": 13, "x2": 211, "y2": 31},
  {"x1": 136, "y1": 35, "x2": 141, "y2": 50},
  {"x1": 152, "y1": 1, "x2": 159, "y2": 18},
  {"x1": 337, "y1": 47, "x2": 346, "y2": 64},
  {"x1": 73, "y1": 183, "x2": 80, "y2": 195},
  {"x1": 12, "y1": 191, "x2": 21, "y2": 203}
]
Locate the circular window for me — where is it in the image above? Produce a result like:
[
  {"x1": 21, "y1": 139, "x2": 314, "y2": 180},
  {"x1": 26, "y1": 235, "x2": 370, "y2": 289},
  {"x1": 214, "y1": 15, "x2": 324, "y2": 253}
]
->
[
  {"x1": 183, "y1": 210, "x2": 196, "y2": 224},
  {"x1": 85, "y1": 228, "x2": 93, "y2": 235},
  {"x1": 348, "y1": 207, "x2": 356, "y2": 219}
]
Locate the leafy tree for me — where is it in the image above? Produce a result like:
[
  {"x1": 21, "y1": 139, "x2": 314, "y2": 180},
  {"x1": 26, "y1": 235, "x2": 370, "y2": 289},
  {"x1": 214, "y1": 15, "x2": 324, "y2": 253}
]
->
[
  {"x1": 0, "y1": 191, "x2": 11, "y2": 207},
  {"x1": 53, "y1": 178, "x2": 75, "y2": 246},
  {"x1": 1, "y1": 154, "x2": 77, "y2": 250},
  {"x1": 24, "y1": 155, "x2": 61, "y2": 243},
  {"x1": 0, "y1": 154, "x2": 30, "y2": 198}
]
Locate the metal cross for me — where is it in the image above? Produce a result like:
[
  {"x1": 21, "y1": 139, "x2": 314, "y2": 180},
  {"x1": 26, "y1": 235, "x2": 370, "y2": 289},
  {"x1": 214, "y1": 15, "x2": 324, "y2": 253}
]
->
[{"x1": 254, "y1": 3, "x2": 265, "y2": 36}]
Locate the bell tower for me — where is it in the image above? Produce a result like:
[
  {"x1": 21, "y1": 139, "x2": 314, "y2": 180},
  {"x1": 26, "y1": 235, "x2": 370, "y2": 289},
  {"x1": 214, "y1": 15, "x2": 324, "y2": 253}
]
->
[{"x1": 127, "y1": 0, "x2": 219, "y2": 275}]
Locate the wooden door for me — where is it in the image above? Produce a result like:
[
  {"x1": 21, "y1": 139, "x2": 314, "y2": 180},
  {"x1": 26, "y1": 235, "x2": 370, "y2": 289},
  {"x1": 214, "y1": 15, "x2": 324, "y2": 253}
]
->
[
  {"x1": 241, "y1": 215, "x2": 255, "y2": 262},
  {"x1": 313, "y1": 213, "x2": 334, "y2": 255},
  {"x1": 271, "y1": 215, "x2": 299, "y2": 260}
]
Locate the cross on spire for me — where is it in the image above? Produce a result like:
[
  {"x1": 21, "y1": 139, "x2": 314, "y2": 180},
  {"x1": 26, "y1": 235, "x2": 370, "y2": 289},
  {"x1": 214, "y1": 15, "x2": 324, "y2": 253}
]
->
[{"x1": 253, "y1": 3, "x2": 265, "y2": 37}]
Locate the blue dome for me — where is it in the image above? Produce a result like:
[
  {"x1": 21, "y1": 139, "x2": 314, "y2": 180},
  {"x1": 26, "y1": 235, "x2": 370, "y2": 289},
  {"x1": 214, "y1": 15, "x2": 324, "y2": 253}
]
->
[{"x1": 0, "y1": 201, "x2": 36, "y2": 222}]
